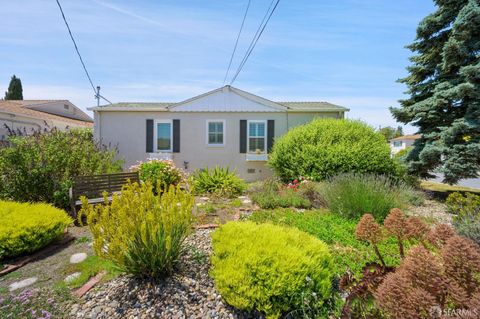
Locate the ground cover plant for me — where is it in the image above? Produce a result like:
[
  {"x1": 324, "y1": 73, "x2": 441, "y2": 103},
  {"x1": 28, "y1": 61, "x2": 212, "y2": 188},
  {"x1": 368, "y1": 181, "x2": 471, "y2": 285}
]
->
[
  {"x1": 79, "y1": 181, "x2": 194, "y2": 278},
  {"x1": 0, "y1": 286, "x2": 71, "y2": 319},
  {"x1": 0, "y1": 128, "x2": 122, "y2": 210},
  {"x1": 0, "y1": 201, "x2": 72, "y2": 260},
  {"x1": 130, "y1": 158, "x2": 184, "y2": 191},
  {"x1": 211, "y1": 221, "x2": 334, "y2": 319},
  {"x1": 248, "y1": 178, "x2": 312, "y2": 209},
  {"x1": 191, "y1": 166, "x2": 246, "y2": 197},
  {"x1": 247, "y1": 209, "x2": 402, "y2": 276},
  {"x1": 446, "y1": 192, "x2": 480, "y2": 246},
  {"x1": 268, "y1": 119, "x2": 398, "y2": 182},
  {"x1": 322, "y1": 173, "x2": 423, "y2": 221}
]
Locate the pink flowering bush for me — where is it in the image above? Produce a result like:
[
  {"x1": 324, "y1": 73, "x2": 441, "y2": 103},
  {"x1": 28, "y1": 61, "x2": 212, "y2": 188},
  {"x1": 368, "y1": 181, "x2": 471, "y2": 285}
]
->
[{"x1": 130, "y1": 159, "x2": 184, "y2": 191}]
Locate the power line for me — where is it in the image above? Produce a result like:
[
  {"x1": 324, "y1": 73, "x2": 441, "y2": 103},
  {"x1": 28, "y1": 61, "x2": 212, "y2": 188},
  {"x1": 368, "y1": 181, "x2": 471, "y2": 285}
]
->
[
  {"x1": 230, "y1": 0, "x2": 280, "y2": 85},
  {"x1": 55, "y1": 0, "x2": 111, "y2": 105},
  {"x1": 222, "y1": 0, "x2": 252, "y2": 85}
]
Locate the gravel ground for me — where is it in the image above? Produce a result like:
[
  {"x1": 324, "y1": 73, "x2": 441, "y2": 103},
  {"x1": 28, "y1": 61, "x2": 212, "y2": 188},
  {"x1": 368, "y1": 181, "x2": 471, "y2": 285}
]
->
[
  {"x1": 405, "y1": 199, "x2": 453, "y2": 225},
  {"x1": 68, "y1": 229, "x2": 258, "y2": 319}
]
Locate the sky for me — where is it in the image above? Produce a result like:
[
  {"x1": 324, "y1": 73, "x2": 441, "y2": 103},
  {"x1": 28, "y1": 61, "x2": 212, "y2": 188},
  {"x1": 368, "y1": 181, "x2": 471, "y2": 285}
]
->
[{"x1": 0, "y1": 0, "x2": 436, "y2": 133}]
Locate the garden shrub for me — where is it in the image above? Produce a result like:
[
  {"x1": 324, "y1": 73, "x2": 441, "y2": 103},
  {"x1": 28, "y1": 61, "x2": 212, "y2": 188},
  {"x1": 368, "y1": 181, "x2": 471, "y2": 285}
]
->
[
  {"x1": 191, "y1": 166, "x2": 246, "y2": 197},
  {"x1": 79, "y1": 182, "x2": 194, "y2": 278},
  {"x1": 211, "y1": 221, "x2": 334, "y2": 319},
  {"x1": 374, "y1": 236, "x2": 480, "y2": 318},
  {"x1": 131, "y1": 159, "x2": 184, "y2": 191},
  {"x1": 248, "y1": 209, "x2": 403, "y2": 276},
  {"x1": 0, "y1": 128, "x2": 122, "y2": 210},
  {"x1": 446, "y1": 192, "x2": 480, "y2": 246},
  {"x1": 322, "y1": 173, "x2": 423, "y2": 221},
  {"x1": 0, "y1": 201, "x2": 72, "y2": 259},
  {"x1": 248, "y1": 178, "x2": 321, "y2": 209},
  {"x1": 268, "y1": 119, "x2": 397, "y2": 182}
]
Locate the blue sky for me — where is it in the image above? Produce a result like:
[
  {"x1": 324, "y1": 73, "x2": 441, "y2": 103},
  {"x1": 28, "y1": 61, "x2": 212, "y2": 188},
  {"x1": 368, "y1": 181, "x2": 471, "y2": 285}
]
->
[{"x1": 0, "y1": 0, "x2": 435, "y2": 132}]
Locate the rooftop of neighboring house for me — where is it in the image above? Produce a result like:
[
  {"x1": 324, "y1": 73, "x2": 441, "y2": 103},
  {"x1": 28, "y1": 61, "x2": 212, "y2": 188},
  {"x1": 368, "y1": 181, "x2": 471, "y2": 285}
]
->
[
  {"x1": 0, "y1": 100, "x2": 93, "y2": 127},
  {"x1": 89, "y1": 85, "x2": 349, "y2": 113},
  {"x1": 390, "y1": 134, "x2": 422, "y2": 142}
]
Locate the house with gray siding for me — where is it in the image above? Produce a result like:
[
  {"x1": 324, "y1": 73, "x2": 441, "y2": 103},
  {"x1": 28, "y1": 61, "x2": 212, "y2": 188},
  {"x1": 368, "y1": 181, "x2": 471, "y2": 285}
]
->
[{"x1": 89, "y1": 85, "x2": 349, "y2": 181}]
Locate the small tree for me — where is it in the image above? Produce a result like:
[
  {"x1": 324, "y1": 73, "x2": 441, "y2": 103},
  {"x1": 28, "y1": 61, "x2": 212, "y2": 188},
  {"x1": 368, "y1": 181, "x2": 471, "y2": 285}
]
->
[
  {"x1": 378, "y1": 126, "x2": 403, "y2": 141},
  {"x1": 4, "y1": 75, "x2": 23, "y2": 100}
]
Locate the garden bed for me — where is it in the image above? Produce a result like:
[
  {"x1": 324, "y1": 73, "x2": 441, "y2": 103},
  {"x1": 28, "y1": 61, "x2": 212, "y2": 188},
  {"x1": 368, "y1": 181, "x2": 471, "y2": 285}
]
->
[{"x1": 66, "y1": 229, "x2": 256, "y2": 319}]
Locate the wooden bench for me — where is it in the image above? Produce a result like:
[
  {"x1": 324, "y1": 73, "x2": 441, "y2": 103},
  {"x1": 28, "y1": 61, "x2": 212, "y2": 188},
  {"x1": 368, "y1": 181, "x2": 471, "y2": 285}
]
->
[{"x1": 69, "y1": 172, "x2": 139, "y2": 216}]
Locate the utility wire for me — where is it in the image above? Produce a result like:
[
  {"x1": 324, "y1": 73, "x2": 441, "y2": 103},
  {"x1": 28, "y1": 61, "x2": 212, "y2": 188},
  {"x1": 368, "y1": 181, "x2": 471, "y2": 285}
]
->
[
  {"x1": 55, "y1": 0, "x2": 111, "y2": 104},
  {"x1": 230, "y1": 0, "x2": 280, "y2": 85},
  {"x1": 222, "y1": 0, "x2": 252, "y2": 85}
]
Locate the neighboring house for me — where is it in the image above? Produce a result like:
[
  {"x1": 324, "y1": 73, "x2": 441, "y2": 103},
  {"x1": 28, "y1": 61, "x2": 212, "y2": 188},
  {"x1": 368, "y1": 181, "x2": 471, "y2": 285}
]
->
[
  {"x1": 389, "y1": 134, "x2": 421, "y2": 156},
  {"x1": 0, "y1": 100, "x2": 93, "y2": 140},
  {"x1": 89, "y1": 85, "x2": 349, "y2": 181}
]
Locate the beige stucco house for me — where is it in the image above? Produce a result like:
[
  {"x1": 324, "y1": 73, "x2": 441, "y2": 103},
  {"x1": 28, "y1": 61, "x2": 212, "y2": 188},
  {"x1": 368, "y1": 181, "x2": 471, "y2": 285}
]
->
[
  {"x1": 389, "y1": 134, "x2": 421, "y2": 156},
  {"x1": 89, "y1": 86, "x2": 349, "y2": 181},
  {"x1": 0, "y1": 100, "x2": 93, "y2": 140}
]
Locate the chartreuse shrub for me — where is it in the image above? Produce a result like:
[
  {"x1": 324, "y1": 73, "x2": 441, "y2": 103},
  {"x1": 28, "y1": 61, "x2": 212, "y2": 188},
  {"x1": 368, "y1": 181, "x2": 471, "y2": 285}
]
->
[
  {"x1": 248, "y1": 209, "x2": 402, "y2": 276},
  {"x1": 79, "y1": 182, "x2": 194, "y2": 278},
  {"x1": 131, "y1": 159, "x2": 184, "y2": 191},
  {"x1": 322, "y1": 173, "x2": 423, "y2": 221},
  {"x1": 0, "y1": 201, "x2": 72, "y2": 260},
  {"x1": 211, "y1": 221, "x2": 334, "y2": 319},
  {"x1": 268, "y1": 119, "x2": 398, "y2": 182},
  {"x1": 446, "y1": 192, "x2": 480, "y2": 245},
  {"x1": 191, "y1": 166, "x2": 246, "y2": 197},
  {"x1": 0, "y1": 128, "x2": 122, "y2": 210}
]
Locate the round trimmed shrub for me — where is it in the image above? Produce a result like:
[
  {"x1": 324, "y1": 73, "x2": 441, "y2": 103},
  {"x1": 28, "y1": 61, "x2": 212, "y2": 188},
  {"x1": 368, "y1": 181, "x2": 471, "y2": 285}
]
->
[
  {"x1": 132, "y1": 159, "x2": 184, "y2": 191},
  {"x1": 268, "y1": 119, "x2": 397, "y2": 182},
  {"x1": 211, "y1": 221, "x2": 334, "y2": 319}
]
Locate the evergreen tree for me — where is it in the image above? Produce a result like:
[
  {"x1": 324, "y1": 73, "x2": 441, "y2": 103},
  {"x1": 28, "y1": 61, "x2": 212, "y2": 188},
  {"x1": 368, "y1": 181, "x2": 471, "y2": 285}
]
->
[
  {"x1": 391, "y1": 0, "x2": 480, "y2": 184},
  {"x1": 4, "y1": 75, "x2": 23, "y2": 100}
]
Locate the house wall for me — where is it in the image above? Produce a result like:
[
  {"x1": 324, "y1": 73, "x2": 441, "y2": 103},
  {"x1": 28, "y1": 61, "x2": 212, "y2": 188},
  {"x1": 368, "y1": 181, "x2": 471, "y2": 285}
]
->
[
  {"x1": 390, "y1": 139, "x2": 416, "y2": 156},
  {"x1": 95, "y1": 111, "x2": 343, "y2": 181},
  {"x1": 0, "y1": 111, "x2": 89, "y2": 140}
]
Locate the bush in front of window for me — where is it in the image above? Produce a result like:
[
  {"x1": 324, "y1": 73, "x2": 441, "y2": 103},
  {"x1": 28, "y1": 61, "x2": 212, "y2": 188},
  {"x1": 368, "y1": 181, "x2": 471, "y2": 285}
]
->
[
  {"x1": 79, "y1": 181, "x2": 194, "y2": 278},
  {"x1": 191, "y1": 166, "x2": 246, "y2": 198},
  {"x1": 268, "y1": 119, "x2": 398, "y2": 182},
  {"x1": 131, "y1": 158, "x2": 184, "y2": 191}
]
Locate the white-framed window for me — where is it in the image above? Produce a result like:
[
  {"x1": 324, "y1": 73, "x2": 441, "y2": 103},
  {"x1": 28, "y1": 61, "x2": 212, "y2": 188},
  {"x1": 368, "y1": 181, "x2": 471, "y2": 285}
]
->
[
  {"x1": 247, "y1": 120, "x2": 267, "y2": 153},
  {"x1": 393, "y1": 141, "x2": 402, "y2": 147},
  {"x1": 206, "y1": 120, "x2": 225, "y2": 146},
  {"x1": 155, "y1": 119, "x2": 172, "y2": 152}
]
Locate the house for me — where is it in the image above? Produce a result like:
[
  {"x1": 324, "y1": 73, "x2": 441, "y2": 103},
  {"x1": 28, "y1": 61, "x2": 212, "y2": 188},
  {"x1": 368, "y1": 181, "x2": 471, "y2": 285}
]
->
[
  {"x1": 89, "y1": 85, "x2": 349, "y2": 181},
  {"x1": 389, "y1": 134, "x2": 421, "y2": 156},
  {"x1": 0, "y1": 100, "x2": 93, "y2": 140}
]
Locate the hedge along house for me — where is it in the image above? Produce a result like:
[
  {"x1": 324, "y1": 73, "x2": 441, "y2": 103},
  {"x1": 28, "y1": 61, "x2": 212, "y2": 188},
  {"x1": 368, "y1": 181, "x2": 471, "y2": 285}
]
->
[{"x1": 89, "y1": 85, "x2": 349, "y2": 181}]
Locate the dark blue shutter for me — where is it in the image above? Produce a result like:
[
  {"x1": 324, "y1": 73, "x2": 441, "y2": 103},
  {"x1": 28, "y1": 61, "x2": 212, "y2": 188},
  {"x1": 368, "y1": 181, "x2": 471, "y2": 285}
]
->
[
  {"x1": 240, "y1": 120, "x2": 247, "y2": 153},
  {"x1": 146, "y1": 119, "x2": 154, "y2": 153},
  {"x1": 173, "y1": 119, "x2": 180, "y2": 153},
  {"x1": 267, "y1": 120, "x2": 275, "y2": 153}
]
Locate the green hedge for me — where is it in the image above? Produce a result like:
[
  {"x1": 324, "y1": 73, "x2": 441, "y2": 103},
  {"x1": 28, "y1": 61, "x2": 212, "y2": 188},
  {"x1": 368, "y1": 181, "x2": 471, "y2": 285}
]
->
[
  {"x1": 0, "y1": 201, "x2": 72, "y2": 260},
  {"x1": 268, "y1": 119, "x2": 397, "y2": 182},
  {"x1": 211, "y1": 221, "x2": 334, "y2": 319}
]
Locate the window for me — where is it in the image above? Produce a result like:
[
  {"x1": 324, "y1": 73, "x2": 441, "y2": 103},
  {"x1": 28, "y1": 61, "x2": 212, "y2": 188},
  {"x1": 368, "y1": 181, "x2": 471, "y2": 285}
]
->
[
  {"x1": 64, "y1": 104, "x2": 69, "y2": 110},
  {"x1": 393, "y1": 141, "x2": 402, "y2": 147},
  {"x1": 207, "y1": 120, "x2": 225, "y2": 146},
  {"x1": 156, "y1": 120, "x2": 172, "y2": 151},
  {"x1": 248, "y1": 120, "x2": 266, "y2": 153}
]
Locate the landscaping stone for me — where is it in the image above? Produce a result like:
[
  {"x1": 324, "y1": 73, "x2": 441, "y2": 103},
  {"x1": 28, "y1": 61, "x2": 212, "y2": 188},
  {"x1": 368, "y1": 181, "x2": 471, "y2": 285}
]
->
[
  {"x1": 65, "y1": 272, "x2": 82, "y2": 283},
  {"x1": 70, "y1": 252, "x2": 88, "y2": 264},
  {"x1": 9, "y1": 276, "x2": 38, "y2": 291},
  {"x1": 67, "y1": 230, "x2": 256, "y2": 318}
]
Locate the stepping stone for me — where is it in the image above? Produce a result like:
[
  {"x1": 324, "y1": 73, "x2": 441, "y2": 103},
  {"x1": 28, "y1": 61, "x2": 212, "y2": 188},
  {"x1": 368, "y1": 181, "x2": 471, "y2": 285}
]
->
[
  {"x1": 238, "y1": 196, "x2": 247, "y2": 199},
  {"x1": 64, "y1": 272, "x2": 81, "y2": 283},
  {"x1": 9, "y1": 277, "x2": 37, "y2": 291},
  {"x1": 242, "y1": 199, "x2": 252, "y2": 204},
  {"x1": 70, "y1": 252, "x2": 87, "y2": 264}
]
